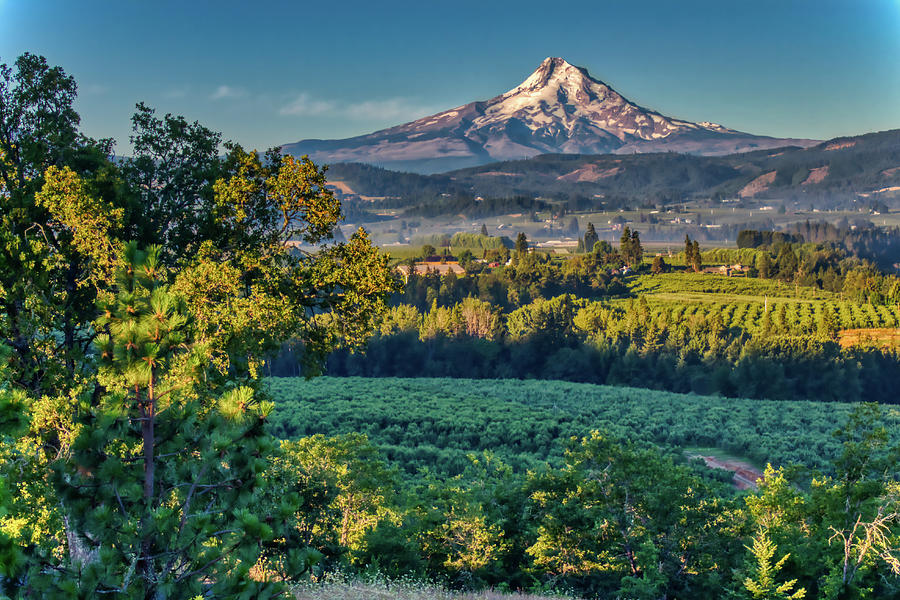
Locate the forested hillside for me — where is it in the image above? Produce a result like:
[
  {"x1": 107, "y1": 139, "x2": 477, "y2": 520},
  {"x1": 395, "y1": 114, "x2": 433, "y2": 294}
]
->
[
  {"x1": 326, "y1": 128, "x2": 900, "y2": 210},
  {"x1": 293, "y1": 236, "x2": 900, "y2": 402}
]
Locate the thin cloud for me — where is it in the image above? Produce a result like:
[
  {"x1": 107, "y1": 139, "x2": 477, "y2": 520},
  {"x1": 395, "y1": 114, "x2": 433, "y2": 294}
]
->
[
  {"x1": 279, "y1": 93, "x2": 438, "y2": 121},
  {"x1": 344, "y1": 98, "x2": 437, "y2": 121},
  {"x1": 210, "y1": 85, "x2": 246, "y2": 101},
  {"x1": 279, "y1": 93, "x2": 337, "y2": 116}
]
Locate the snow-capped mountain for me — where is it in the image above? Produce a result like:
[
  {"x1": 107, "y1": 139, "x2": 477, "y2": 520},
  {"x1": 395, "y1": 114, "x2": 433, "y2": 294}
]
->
[{"x1": 282, "y1": 57, "x2": 816, "y2": 174}]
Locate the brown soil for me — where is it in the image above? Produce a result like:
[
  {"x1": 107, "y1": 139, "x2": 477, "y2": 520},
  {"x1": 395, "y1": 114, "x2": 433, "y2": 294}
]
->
[
  {"x1": 802, "y1": 165, "x2": 829, "y2": 185},
  {"x1": 326, "y1": 180, "x2": 356, "y2": 195},
  {"x1": 838, "y1": 328, "x2": 900, "y2": 349},
  {"x1": 739, "y1": 171, "x2": 776, "y2": 198},
  {"x1": 691, "y1": 455, "x2": 764, "y2": 490}
]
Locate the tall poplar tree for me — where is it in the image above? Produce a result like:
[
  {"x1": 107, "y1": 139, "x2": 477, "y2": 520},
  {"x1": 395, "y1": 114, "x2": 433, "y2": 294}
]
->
[
  {"x1": 583, "y1": 223, "x2": 599, "y2": 254},
  {"x1": 620, "y1": 226, "x2": 633, "y2": 265}
]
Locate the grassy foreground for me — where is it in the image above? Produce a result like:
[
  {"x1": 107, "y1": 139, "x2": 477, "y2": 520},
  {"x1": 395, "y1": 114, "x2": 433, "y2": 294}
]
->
[{"x1": 293, "y1": 573, "x2": 575, "y2": 600}]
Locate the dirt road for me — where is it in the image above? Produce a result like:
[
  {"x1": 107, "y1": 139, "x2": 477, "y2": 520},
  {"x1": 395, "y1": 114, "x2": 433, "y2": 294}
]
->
[{"x1": 690, "y1": 454, "x2": 764, "y2": 490}]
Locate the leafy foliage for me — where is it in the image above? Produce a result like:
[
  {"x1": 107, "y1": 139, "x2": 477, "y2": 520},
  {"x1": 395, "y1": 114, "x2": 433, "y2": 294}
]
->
[{"x1": 0, "y1": 53, "x2": 394, "y2": 597}]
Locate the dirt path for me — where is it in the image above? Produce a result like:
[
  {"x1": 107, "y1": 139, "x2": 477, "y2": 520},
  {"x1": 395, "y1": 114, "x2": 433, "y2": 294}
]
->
[{"x1": 690, "y1": 454, "x2": 764, "y2": 490}]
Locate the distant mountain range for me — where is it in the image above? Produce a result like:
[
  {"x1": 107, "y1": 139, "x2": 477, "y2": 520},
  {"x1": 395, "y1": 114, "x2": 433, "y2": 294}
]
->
[
  {"x1": 325, "y1": 128, "x2": 900, "y2": 207},
  {"x1": 282, "y1": 57, "x2": 817, "y2": 174}
]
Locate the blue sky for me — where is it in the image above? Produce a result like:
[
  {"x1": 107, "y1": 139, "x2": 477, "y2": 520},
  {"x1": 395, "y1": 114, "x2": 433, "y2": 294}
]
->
[{"x1": 2, "y1": 0, "x2": 899, "y2": 154}]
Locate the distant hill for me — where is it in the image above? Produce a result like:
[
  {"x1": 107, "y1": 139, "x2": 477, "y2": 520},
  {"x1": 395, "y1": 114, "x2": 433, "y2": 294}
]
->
[
  {"x1": 325, "y1": 128, "x2": 900, "y2": 209},
  {"x1": 284, "y1": 57, "x2": 815, "y2": 174}
]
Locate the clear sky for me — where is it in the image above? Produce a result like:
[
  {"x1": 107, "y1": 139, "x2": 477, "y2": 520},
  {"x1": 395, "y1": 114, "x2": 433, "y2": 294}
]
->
[{"x1": 2, "y1": 0, "x2": 899, "y2": 154}]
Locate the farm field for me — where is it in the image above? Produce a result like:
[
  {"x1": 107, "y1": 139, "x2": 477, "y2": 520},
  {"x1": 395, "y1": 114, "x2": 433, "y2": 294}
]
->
[
  {"x1": 266, "y1": 377, "x2": 900, "y2": 478},
  {"x1": 616, "y1": 273, "x2": 900, "y2": 335},
  {"x1": 625, "y1": 272, "x2": 835, "y2": 300}
]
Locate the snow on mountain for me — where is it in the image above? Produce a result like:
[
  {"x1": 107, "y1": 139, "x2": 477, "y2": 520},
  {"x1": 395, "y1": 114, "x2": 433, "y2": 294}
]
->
[{"x1": 282, "y1": 57, "x2": 817, "y2": 174}]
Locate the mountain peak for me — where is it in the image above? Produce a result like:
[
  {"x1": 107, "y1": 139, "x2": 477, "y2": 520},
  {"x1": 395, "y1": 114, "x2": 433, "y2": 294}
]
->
[
  {"x1": 283, "y1": 59, "x2": 817, "y2": 174},
  {"x1": 517, "y1": 57, "x2": 596, "y2": 92}
]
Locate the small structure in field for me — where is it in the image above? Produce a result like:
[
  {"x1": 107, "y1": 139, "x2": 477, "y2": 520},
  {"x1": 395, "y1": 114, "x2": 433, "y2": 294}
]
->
[{"x1": 702, "y1": 263, "x2": 751, "y2": 277}]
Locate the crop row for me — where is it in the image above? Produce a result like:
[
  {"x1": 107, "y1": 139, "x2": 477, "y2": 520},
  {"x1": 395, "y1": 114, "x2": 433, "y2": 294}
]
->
[{"x1": 266, "y1": 377, "x2": 900, "y2": 478}]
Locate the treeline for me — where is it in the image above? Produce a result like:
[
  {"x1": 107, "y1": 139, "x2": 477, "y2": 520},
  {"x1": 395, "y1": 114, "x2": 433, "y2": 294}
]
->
[
  {"x1": 739, "y1": 221, "x2": 900, "y2": 270},
  {"x1": 326, "y1": 162, "x2": 461, "y2": 198},
  {"x1": 276, "y1": 294, "x2": 900, "y2": 403},
  {"x1": 412, "y1": 232, "x2": 514, "y2": 251},
  {"x1": 259, "y1": 396, "x2": 900, "y2": 600},
  {"x1": 735, "y1": 227, "x2": 900, "y2": 303},
  {"x1": 396, "y1": 251, "x2": 628, "y2": 311}
]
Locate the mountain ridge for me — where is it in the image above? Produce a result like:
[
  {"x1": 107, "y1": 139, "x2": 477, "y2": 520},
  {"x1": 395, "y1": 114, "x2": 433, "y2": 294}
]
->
[
  {"x1": 282, "y1": 57, "x2": 817, "y2": 174},
  {"x1": 323, "y1": 128, "x2": 900, "y2": 207}
]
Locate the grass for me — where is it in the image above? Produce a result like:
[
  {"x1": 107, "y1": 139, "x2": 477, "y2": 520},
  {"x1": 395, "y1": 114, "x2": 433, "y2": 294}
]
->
[
  {"x1": 625, "y1": 272, "x2": 836, "y2": 302},
  {"x1": 292, "y1": 572, "x2": 577, "y2": 600}
]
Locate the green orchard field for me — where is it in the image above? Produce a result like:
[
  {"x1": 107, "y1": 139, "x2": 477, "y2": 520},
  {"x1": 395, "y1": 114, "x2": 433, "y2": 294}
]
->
[
  {"x1": 265, "y1": 377, "x2": 900, "y2": 478},
  {"x1": 621, "y1": 272, "x2": 900, "y2": 334}
]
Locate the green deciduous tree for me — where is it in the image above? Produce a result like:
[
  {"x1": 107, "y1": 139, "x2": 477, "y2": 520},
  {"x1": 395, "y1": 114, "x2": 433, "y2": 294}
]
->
[
  {"x1": 266, "y1": 433, "x2": 400, "y2": 567},
  {"x1": 651, "y1": 255, "x2": 666, "y2": 274},
  {"x1": 0, "y1": 52, "x2": 395, "y2": 598},
  {"x1": 527, "y1": 431, "x2": 732, "y2": 598},
  {"x1": 0, "y1": 53, "x2": 118, "y2": 396}
]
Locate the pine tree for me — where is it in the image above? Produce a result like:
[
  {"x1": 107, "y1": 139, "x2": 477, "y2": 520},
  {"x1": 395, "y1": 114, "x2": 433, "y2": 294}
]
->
[
  {"x1": 480, "y1": 223, "x2": 489, "y2": 237},
  {"x1": 743, "y1": 530, "x2": 806, "y2": 599},
  {"x1": 691, "y1": 240, "x2": 702, "y2": 272},
  {"x1": 684, "y1": 234, "x2": 694, "y2": 268},
  {"x1": 43, "y1": 244, "x2": 315, "y2": 598}
]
